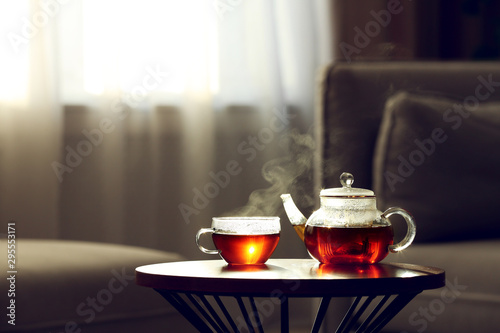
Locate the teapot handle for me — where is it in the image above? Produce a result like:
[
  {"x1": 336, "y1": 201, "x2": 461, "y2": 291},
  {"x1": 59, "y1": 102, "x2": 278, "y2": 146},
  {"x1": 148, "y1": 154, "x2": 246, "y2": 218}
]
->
[{"x1": 382, "y1": 207, "x2": 416, "y2": 253}]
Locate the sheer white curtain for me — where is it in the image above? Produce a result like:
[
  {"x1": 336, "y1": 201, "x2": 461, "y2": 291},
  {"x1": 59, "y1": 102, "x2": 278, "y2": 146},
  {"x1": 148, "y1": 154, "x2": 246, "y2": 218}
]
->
[
  {"x1": 0, "y1": 0, "x2": 333, "y2": 259},
  {"x1": 0, "y1": 0, "x2": 61, "y2": 238}
]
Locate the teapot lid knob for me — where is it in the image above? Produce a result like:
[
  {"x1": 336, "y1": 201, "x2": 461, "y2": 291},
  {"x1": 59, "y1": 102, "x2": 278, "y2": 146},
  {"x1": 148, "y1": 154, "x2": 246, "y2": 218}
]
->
[
  {"x1": 340, "y1": 172, "x2": 354, "y2": 188},
  {"x1": 320, "y1": 171, "x2": 374, "y2": 197}
]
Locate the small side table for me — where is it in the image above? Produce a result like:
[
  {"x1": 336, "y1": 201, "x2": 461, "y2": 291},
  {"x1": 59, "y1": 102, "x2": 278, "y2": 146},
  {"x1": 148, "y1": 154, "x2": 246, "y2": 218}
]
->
[{"x1": 136, "y1": 259, "x2": 445, "y2": 333}]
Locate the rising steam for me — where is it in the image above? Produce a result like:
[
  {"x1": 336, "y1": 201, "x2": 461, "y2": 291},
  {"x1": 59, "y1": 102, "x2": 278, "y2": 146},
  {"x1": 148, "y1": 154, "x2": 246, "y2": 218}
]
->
[{"x1": 224, "y1": 129, "x2": 317, "y2": 217}]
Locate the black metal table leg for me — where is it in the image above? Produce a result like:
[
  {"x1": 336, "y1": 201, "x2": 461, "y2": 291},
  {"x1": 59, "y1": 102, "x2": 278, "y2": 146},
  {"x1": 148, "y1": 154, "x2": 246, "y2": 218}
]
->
[
  {"x1": 249, "y1": 297, "x2": 265, "y2": 333},
  {"x1": 365, "y1": 293, "x2": 419, "y2": 333},
  {"x1": 355, "y1": 295, "x2": 391, "y2": 332},
  {"x1": 312, "y1": 297, "x2": 331, "y2": 333},
  {"x1": 281, "y1": 296, "x2": 289, "y2": 333},
  {"x1": 155, "y1": 289, "x2": 214, "y2": 332},
  {"x1": 199, "y1": 294, "x2": 231, "y2": 332},
  {"x1": 154, "y1": 290, "x2": 422, "y2": 333},
  {"x1": 336, "y1": 296, "x2": 362, "y2": 333},
  {"x1": 236, "y1": 296, "x2": 256, "y2": 333},
  {"x1": 214, "y1": 295, "x2": 240, "y2": 332},
  {"x1": 185, "y1": 293, "x2": 224, "y2": 331}
]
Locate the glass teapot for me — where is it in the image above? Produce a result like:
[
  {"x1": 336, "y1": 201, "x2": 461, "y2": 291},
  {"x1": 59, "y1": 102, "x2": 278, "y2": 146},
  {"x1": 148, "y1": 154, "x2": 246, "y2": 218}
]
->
[{"x1": 281, "y1": 172, "x2": 416, "y2": 264}]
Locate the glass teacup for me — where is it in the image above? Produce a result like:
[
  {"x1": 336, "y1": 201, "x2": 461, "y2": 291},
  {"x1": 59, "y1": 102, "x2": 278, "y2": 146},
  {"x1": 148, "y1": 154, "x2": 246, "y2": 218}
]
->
[{"x1": 196, "y1": 217, "x2": 280, "y2": 265}]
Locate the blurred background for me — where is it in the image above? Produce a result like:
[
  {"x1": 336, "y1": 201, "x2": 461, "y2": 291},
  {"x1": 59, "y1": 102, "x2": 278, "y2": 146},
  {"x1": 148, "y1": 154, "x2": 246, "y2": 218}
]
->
[{"x1": 1, "y1": 0, "x2": 498, "y2": 260}]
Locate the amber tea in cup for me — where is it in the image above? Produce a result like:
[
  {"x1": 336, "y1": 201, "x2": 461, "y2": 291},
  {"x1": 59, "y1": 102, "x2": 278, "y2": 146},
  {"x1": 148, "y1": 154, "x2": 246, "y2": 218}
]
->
[{"x1": 196, "y1": 217, "x2": 280, "y2": 265}]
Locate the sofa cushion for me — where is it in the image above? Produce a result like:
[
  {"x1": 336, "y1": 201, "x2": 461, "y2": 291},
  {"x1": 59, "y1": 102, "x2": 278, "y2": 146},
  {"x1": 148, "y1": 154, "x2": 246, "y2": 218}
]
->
[
  {"x1": 321, "y1": 62, "x2": 500, "y2": 192},
  {"x1": 373, "y1": 91, "x2": 500, "y2": 242},
  {"x1": 384, "y1": 239, "x2": 500, "y2": 333},
  {"x1": 0, "y1": 239, "x2": 193, "y2": 333}
]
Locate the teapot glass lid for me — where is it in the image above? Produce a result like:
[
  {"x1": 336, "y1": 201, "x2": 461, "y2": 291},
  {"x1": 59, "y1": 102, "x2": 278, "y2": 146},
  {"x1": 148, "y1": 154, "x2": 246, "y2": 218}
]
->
[{"x1": 320, "y1": 172, "x2": 374, "y2": 197}]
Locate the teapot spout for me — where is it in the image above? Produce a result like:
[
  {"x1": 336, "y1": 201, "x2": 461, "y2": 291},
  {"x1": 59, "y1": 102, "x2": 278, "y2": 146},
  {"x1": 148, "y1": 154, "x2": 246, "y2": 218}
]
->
[{"x1": 280, "y1": 194, "x2": 307, "y2": 241}]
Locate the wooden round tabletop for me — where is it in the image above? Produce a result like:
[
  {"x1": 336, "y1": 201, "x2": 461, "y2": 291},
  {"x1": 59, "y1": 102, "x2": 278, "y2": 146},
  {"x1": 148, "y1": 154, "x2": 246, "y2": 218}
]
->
[{"x1": 136, "y1": 259, "x2": 445, "y2": 297}]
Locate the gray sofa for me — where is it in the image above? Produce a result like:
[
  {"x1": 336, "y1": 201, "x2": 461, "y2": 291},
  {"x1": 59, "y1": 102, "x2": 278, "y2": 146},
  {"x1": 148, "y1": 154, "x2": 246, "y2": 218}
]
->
[
  {"x1": 0, "y1": 239, "x2": 196, "y2": 333},
  {"x1": 319, "y1": 61, "x2": 500, "y2": 332}
]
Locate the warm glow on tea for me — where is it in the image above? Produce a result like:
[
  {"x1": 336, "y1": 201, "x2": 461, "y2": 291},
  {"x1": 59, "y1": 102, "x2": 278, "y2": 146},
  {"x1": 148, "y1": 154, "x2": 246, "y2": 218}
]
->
[
  {"x1": 196, "y1": 216, "x2": 280, "y2": 265},
  {"x1": 212, "y1": 233, "x2": 280, "y2": 265}
]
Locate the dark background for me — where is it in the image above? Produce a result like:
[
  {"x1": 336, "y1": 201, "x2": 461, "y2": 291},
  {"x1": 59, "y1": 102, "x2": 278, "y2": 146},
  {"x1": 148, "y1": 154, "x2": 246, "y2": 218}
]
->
[{"x1": 332, "y1": 0, "x2": 500, "y2": 61}]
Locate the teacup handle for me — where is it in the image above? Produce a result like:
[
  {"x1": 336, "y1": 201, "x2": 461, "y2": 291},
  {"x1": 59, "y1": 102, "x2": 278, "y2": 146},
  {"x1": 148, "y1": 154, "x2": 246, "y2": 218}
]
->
[
  {"x1": 382, "y1": 207, "x2": 416, "y2": 253},
  {"x1": 196, "y1": 228, "x2": 219, "y2": 254}
]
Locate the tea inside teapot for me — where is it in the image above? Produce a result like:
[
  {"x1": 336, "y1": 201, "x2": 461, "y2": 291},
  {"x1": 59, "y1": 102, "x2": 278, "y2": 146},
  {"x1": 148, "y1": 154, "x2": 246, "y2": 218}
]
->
[
  {"x1": 304, "y1": 222, "x2": 394, "y2": 264},
  {"x1": 281, "y1": 172, "x2": 416, "y2": 264}
]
